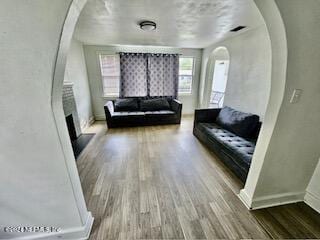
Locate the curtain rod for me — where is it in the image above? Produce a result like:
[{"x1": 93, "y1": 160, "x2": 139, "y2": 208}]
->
[{"x1": 116, "y1": 52, "x2": 182, "y2": 55}]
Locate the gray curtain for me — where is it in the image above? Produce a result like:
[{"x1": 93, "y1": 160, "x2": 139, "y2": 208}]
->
[
  {"x1": 119, "y1": 52, "x2": 179, "y2": 98},
  {"x1": 119, "y1": 53, "x2": 147, "y2": 97},
  {"x1": 147, "y1": 53, "x2": 179, "y2": 98}
]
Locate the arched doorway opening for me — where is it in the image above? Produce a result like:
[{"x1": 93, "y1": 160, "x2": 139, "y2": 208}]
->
[
  {"x1": 240, "y1": 0, "x2": 287, "y2": 208},
  {"x1": 51, "y1": 0, "x2": 92, "y2": 233},
  {"x1": 208, "y1": 47, "x2": 230, "y2": 108},
  {"x1": 50, "y1": 3, "x2": 288, "y2": 238}
]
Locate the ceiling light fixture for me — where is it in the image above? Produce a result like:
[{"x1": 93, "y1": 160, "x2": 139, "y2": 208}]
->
[{"x1": 139, "y1": 21, "x2": 156, "y2": 31}]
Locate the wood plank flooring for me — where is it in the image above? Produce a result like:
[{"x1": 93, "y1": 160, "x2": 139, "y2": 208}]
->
[{"x1": 77, "y1": 118, "x2": 320, "y2": 240}]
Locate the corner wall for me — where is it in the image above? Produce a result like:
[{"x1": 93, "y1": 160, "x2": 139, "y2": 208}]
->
[
  {"x1": 65, "y1": 38, "x2": 94, "y2": 130},
  {"x1": 199, "y1": 26, "x2": 271, "y2": 119},
  {"x1": 252, "y1": 0, "x2": 320, "y2": 203},
  {"x1": 82, "y1": 45, "x2": 202, "y2": 119},
  {"x1": 0, "y1": 0, "x2": 92, "y2": 239},
  {"x1": 306, "y1": 159, "x2": 320, "y2": 213},
  {"x1": 241, "y1": 0, "x2": 320, "y2": 212}
]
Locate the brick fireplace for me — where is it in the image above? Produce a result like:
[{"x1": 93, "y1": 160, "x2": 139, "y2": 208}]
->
[{"x1": 62, "y1": 82, "x2": 81, "y2": 139}]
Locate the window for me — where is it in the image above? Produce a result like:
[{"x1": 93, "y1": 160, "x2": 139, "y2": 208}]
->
[
  {"x1": 99, "y1": 54, "x2": 120, "y2": 96},
  {"x1": 178, "y1": 57, "x2": 194, "y2": 94}
]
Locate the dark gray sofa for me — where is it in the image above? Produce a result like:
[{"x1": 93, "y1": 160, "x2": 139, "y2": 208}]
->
[
  {"x1": 193, "y1": 107, "x2": 261, "y2": 182},
  {"x1": 104, "y1": 97, "x2": 182, "y2": 128}
]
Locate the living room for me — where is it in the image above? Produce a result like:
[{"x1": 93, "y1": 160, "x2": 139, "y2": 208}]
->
[{"x1": 1, "y1": 0, "x2": 320, "y2": 239}]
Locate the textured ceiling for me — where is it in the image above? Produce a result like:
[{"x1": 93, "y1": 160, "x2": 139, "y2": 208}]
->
[{"x1": 74, "y1": 0, "x2": 265, "y2": 48}]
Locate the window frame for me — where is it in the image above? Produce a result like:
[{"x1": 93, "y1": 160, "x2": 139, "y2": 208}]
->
[
  {"x1": 178, "y1": 56, "x2": 195, "y2": 95},
  {"x1": 98, "y1": 53, "x2": 120, "y2": 98}
]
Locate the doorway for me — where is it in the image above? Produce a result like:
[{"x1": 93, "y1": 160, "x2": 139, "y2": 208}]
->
[
  {"x1": 209, "y1": 59, "x2": 230, "y2": 108},
  {"x1": 205, "y1": 46, "x2": 230, "y2": 108}
]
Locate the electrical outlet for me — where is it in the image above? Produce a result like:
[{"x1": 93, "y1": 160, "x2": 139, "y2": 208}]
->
[{"x1": 290, "y1": 89, "x2": 303, "y2": 104}]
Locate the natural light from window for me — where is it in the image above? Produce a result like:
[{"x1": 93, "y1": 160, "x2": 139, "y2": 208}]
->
[
  {"x1": 99, "y1": 54, "x2": 120, "y2": 97},
  {"x1": 179, "y1": 57, "x2": 194, "y2": 94},
  {"x1": 209, "y1": 60, "x2": 229, "y2": 108}
]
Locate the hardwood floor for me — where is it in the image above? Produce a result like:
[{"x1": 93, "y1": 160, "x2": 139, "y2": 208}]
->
[{"x1": 78, "y1": 118, "x2": 320, "y2": 240}]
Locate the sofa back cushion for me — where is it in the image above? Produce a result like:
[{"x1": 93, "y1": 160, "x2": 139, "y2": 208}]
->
[
  {"x1": 114, "y1": 98, "x2": 139, "y2": 112},
  {"x1": 140, "y1": 98, "x2": 170, "y2": 111},
  {"x1": 216, "y1": 106, "x2": 259, "y2": 138}
]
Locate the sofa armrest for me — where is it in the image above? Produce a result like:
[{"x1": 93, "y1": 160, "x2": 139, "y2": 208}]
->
[
  {"x1": 171, "y1": 99, "x2": 182, "y2": 113},
  {"x1": 104, "y1": 101, "x2": 114, "y2": 116},
  {"x1": 194, "y1": 108, "x2": 221, "y2": 123},
  {"x1": 104, "y1": 101, "x2": 115, "y2": 128},
  {"x1": 171, "y1": 99, "x2": 182, "y2": 114},
  {"x1": 171, "y1": 99, "x2": 182, "y2": 124}
]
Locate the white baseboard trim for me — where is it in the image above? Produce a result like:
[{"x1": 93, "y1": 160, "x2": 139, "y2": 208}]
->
[
  {"x1": 182, "y1": 113, "x2": 194, "y2": 117},
  {"x1": 80, "y1": 117, "x2": 96, "y2": 132},
  {"x1": 88, "y1": 116, "x2": 95, "y2": 126},
  {"x1": 238, "y1": 189, "x2": 253, "y2": 209},
  {"x1": 11, "y1": 212, "x2": 94, "y2": 240},
  {"x1": 94, "y1": 115, "x2": 106, "y2": 121},
  {"x1": 238, "y1": 189, "x2": 304, "y2": 210},
  {"x1": 305, "y1": 191, "x2": 320, "y2": 213}
]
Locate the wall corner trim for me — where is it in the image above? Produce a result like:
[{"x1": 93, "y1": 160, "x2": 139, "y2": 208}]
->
[
  {"x1": 238, "y1": 189, "x2": 253, "y2": 210},
  {"x1": 77, "y1": 211, "x2": 94, "y2": 240},
  {"x1": 11, "y1": 211, "x2": 93, "y2": 240},
  {"x1": 305, "y1": 191, "x2": 320, "y2": 214},
  {"x1": 239, "y1": 190, "x2": 305, "y2": 210},
  {"x1": 89, "y1": 116, "x2": 95, "y2": 126}
]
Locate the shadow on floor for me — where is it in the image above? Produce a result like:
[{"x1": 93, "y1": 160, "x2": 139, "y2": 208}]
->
[{"x1": 72, "y1": 133, "x2": 95, "y2": 159}]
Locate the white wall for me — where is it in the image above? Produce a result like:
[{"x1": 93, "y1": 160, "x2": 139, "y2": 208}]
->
[
  {"x1": 306, "y1": 159, "x2": 320, "y2": 213},
  {"x1": 65, "y1": 39, "x2": 93, "y2": 130},
  {"x1": 241, "y1": 0, "x2": 320, "y2": 212},
  {"x1": 199, "y1": 26, "x2": 271, "y2": 119},
  {"x1": 82, "y1": 45, "x2": 202, "y2": 118},
  {"x1": 0, "y1": 0, "x2": 91, "y2": 239},
  {"x1": 252, "y1": 0, "x2": 320, "y2": 202}
]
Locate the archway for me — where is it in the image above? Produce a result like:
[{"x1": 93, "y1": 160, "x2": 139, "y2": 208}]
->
[
  {"x1": 205, "y1": 47, "x2": 230, "y2": 108},
  {"x1": 239, "y1": 0, "x2": 287, "y2": 208},
  {"x1": 51, "y1": 0, "x2": 93, "y2": 236},
  {"x1": 50, "y1": 3, "x2": 287, "y2": 239}
]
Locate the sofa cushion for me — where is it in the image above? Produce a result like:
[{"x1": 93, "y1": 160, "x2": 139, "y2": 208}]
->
[
  {"x1": 145, "y1": 110, "x2": 175, "y2": 115},
  {"x1": 114, "y1": 98, "x2": 139, "y2": 112},
  {"x1": 216, "y1": 106, "x2": 259, "y2": 138},
  {"x1": 140, "y1": 98, "x2": 170, "y2": 111},
  {"x1": 197, "y1": 123, "x2": 255, "y2": 168},
  {"x1": 111, "y1": 111, "x2": 145, "y2": 117}
]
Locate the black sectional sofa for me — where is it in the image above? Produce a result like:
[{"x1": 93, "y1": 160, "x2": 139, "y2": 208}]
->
[
  {"x1": 104, "y1": 97, "x2": 182, "y2": 128},
  {"x1": 193, "y1": 106, "x2": 261, "y2": 182}
]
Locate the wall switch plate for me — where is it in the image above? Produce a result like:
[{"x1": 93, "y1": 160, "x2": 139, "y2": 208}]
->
[{"x1": 290, "y1": 89, "x2": 303, "y2": 104}]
